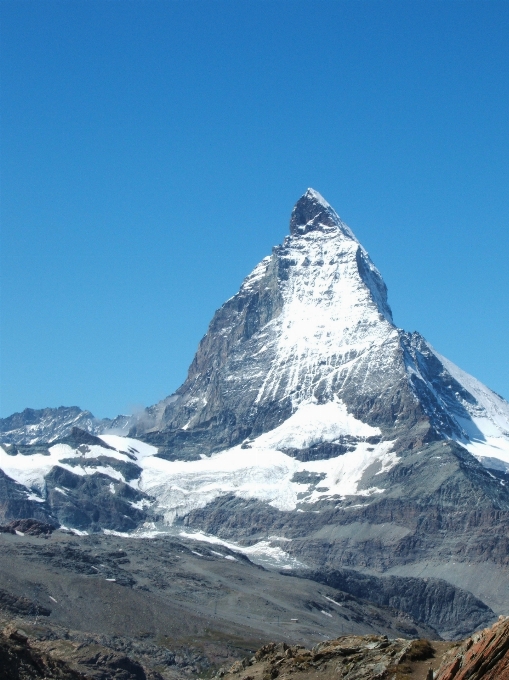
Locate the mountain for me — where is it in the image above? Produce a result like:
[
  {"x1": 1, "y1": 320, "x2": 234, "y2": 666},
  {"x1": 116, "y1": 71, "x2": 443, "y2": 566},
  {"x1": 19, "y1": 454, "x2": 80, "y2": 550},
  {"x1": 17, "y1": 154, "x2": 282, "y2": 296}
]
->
[
  {"x1": 1, "y1": 189, "x2": 509, "y2": 631},
  {"x1": 0, "y1": 406, "x2": 132, "y2": 445},
  {"x1": 132, "y1": 189, "x2": 509, "y2": 460}
]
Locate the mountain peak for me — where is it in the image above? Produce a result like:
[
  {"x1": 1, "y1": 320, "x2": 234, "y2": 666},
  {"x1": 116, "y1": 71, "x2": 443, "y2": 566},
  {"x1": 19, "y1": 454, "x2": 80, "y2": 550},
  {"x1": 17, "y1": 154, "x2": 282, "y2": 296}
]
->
[{"x1": 289, "y1": 188, "x2": 355, "y2": 240}]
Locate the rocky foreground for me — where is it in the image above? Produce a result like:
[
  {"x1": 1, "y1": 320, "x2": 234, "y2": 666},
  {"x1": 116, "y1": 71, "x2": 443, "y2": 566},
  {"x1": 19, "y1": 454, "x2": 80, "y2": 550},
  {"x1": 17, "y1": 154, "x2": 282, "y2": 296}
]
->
[
  {"x1": 436, "y1": 615, "x2": 509, "y2": 680},
  {"x1": 4, "y1": 615, "x2": 509, "y2": 679},
  {"x1": 217, "y1": 616, "x2": 509, "y2": 680}
]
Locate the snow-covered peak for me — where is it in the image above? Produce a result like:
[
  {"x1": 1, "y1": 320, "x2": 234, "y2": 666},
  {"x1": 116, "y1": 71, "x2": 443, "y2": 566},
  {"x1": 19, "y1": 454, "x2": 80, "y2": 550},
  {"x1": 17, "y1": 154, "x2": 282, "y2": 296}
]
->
[
  {"x1": 304, "y1": 188, "x2": 331, "y2": 208},
  {"x1": 289, "y1": 188, "x2": 357, "y2": 240}
]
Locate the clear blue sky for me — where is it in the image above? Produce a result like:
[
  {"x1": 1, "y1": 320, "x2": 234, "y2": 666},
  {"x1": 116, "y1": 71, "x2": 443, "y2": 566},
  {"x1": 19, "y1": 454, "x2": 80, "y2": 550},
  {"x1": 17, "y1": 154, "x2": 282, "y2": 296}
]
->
[{"x1": 1, "y1": 0, "x2": 508, "y2": 418}]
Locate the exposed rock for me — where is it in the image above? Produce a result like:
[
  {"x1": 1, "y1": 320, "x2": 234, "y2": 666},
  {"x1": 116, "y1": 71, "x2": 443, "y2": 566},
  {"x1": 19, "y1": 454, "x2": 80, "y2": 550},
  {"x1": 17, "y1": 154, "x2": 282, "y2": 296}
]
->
[
  {"x1": 0, "y1": 407, "x2": 133, "y2": 446},
  {"x1": 297, "y1": 568, "x2": 495, "y2": 639},
  {"x1": 0, "y1": 590, "x2": 51, "y2": 617},
  {"x1": 2, "y1": 189, "x2": 509, "y2": 641},
  {"x1": 0, "y1": 469, "x2": 57, "y2": 526},
  {"x1": 44, "y1": 466, "x2": 150, "y2": 533},
  {"x1": 0, "y1": 623, "x2": 164, "y2": 679},
  {"x1": 3, "y1": 519, "x2": 57, "y2": 536},
  {"x1": 55, "y1": 427, "x2": 117, "y2": 451},
  {"x1": 219, "y1": 635, "x2": 444, "y2": 680},
  {"x1": 436, "y1": 616, "x2": 509, "y2": 680}
]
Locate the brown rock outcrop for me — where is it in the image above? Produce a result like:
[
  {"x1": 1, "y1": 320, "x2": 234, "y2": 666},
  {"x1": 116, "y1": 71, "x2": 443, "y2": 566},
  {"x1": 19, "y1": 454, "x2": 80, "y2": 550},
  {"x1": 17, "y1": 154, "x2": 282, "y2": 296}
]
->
[
  {"x1": 219, "y1": 635, "x2": 440, "y2": 680},
  {"x1": 436, "y1": 615, "x2": 509, "y2": 680}
]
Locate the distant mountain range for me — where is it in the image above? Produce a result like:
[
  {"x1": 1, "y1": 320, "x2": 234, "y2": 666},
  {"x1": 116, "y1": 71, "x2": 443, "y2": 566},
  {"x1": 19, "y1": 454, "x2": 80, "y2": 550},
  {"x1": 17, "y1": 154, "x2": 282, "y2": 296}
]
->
[{"x1": 2, "y1": 188, "x2": 509, "y2": 633}]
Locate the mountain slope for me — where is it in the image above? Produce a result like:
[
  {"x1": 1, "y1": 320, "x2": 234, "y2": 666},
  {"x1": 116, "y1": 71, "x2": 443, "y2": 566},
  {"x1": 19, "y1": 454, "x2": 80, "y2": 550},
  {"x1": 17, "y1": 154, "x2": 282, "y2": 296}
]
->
[{"x1": 0, "y1": 407, "x2": 132, "y2": 446}]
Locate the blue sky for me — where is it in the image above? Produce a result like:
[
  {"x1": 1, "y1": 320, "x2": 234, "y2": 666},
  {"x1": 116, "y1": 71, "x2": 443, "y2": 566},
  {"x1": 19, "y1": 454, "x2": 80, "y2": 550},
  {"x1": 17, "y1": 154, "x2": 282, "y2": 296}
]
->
[{"x1": 1, "y1": 0, "x2": 508, "y2": 418}]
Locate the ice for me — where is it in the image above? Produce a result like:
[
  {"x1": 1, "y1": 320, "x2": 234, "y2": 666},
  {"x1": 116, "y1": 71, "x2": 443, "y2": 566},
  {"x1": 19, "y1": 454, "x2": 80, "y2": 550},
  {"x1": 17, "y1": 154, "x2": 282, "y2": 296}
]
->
[
  {"x1": 430, "y1": 349, "x2": 509, "y2": 471},
  {"x1": 1, "y1": 398, "x2": 397, "y2": 529},
  {"x1": 178, "y1": 531, "x2": 305, "y2": 569},
  {"x1": 137, "y1": 401, "x2": 396, "y2": 523},
  {"x1": 255, "y1": 399, "x2": 380, "y2": 450}
]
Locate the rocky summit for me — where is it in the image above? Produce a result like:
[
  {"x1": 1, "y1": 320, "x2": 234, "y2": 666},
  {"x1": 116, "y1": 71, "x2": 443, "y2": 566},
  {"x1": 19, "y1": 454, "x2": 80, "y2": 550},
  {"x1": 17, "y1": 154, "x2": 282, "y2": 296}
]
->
[{"x1": 2, "y1": 189, "x2": 509, "y2": 647}]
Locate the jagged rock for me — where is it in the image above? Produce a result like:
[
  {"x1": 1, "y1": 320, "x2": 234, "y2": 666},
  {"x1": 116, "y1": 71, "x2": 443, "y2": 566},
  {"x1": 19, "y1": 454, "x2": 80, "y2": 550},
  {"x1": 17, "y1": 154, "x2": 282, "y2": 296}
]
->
[
  {"x1": 4, "y1": 518, "x2": 57, "y2": 536},
  {"x1": 297, "y1": 568, "x2": 495, "y2": 639},
  {"x1": 0, "y1": 407, "x2": 133, "y2": 446},
  {"x1": 44, "y1": 466, "x2": 150, "y2": 532},
  {"x1": 0, "y1": 590, "x2": 51, "y2": 617},
  {"x1": 221, "y1": 635, "x2": 440, "y2": 680},
  {"x1": 0, "y1": 625, "x2": 82, "y2": 679},
  {"x1": 0, "y1": 623, "x2": 163, "y2": 679},
  {"x1": 436, "y1": 616, "x2": 509, "y2": 680}
]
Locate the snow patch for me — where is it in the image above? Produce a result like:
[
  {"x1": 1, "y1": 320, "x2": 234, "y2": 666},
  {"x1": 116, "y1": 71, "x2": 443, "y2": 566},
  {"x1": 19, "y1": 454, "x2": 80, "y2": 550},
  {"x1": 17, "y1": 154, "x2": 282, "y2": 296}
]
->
[
  {"x1": 179, "y1": 531, "x2": 305, "y2": 570},
  {"x1": 431, "y1": 350, "x2": 509, "y2": 472},
  {"x1": 138, "y1": 401, "x2": 396, "y2": 523}
]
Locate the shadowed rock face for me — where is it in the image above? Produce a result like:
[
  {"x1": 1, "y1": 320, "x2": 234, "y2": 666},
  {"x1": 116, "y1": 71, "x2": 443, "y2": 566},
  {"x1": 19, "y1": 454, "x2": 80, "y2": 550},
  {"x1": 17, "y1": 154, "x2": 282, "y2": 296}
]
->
[
  {"x1": 296, "y1": 568, "x2": 495, "y2": 640},
  {"x1": 0, "y1": 624, "x2": 161, "y2": 680}
]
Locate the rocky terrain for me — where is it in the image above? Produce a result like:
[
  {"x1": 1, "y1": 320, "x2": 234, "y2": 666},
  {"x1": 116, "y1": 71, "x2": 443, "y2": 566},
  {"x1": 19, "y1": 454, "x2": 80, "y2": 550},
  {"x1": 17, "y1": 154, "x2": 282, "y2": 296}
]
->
[
  {"x1": 216, "y1": 616, "x2": 509, "y2": 680},
  {"x1": 5, "y1": 611, "x2": 509, "y2": 680},
  {"x1": 0, "y1": 407, "x2": 132, "y2": 447},
  {"x1": 435, "y1": 615, "x2": 509, "y2": 680},
  {"x1": 218, "y1": 635, "x2": 453, "y2": 680},
  {"x1": 1, "y1": 522, "x2": 459, "y2": 678}
]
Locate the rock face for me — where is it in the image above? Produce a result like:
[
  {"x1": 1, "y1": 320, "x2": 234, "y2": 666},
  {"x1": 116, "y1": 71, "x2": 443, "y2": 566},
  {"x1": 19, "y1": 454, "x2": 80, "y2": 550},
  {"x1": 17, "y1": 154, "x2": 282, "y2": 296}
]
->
[
  {"x1": 0, "y1": 624, "x2": 162, "y2": 680},
  {"x1": 132, "y1": 189, "x2": 426, "y2": 456},
  {"x1": 436, "y1": 616, "x2": 509, "y2": 680},
  {"x1": 298, "y1": 569, "x2": 494, "y2": 640},
  {"x1": 0, "y1": 407, "x2": 132, "y2": 446}
]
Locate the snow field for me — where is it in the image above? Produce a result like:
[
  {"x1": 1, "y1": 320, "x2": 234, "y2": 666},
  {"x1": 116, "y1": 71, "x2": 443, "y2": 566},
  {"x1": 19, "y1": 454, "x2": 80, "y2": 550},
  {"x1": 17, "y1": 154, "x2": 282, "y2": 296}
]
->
[{"x1": 0, "y1": 401, "x2": 398, "y2": 524}]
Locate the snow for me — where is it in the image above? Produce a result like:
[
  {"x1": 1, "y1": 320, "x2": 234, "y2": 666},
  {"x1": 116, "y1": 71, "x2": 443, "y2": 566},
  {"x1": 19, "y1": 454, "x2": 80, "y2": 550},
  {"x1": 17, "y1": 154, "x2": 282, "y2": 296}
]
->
[
  {"x1": 430, "y1": 349, "x2": 509, "y2": 472},
  {"x1": 129, "y1": 499, "x2": 150, "y2": 510},
  {"x1": 324, "y1": 595, "x2": 343, "y2": 607},
  {"x1": 26, "y1": 492, "x2": 44, "y2": 503},
  {"x1": 138, "y1": 400, "x2": 397, "y2": 523},
  {"x1": 0, "y1": 437, "x2": 152, "y2": 494},
  {"x1": 98, "y1": 435, "x2": 157, "y2": 459},
  {"x1": 4, "y1": 190, "x2": 508, "y2": 542},
  {"x1": 305, "y1": 188, "x2": 331, "y2": 208},
  {"x1": 241, "y1": 256, "x2": 271, "y2": 292},
  {"x1": 0, "y1": 444, "x2": 74, "y2": 493},
  {"x1": 178, "y1": 530, "x2": 305, "y2": 570},
  {"x1": 1, "y1": 399, "x2": 397, "y2": 531},
  {"x1": 255, "y1": 398, "x2": 379, "y2": 450},
  {"x1": 253, "y1": 225, "x2": 396, "y2": 407}
]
